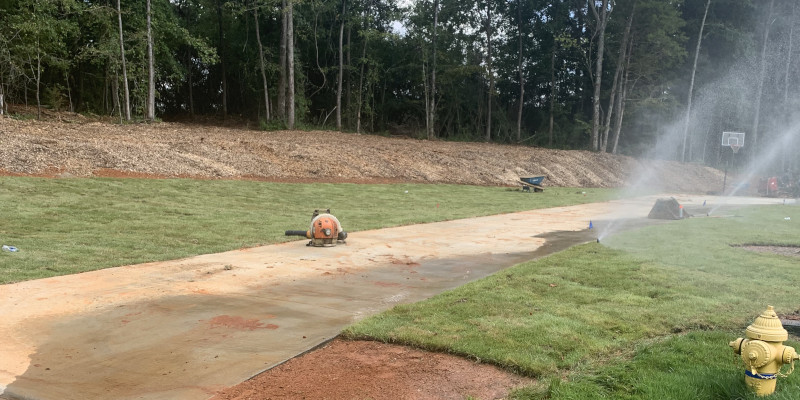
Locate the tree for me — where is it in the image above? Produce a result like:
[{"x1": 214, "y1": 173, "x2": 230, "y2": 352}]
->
[
  {"x1": 782, "y1": 0, "x2": 796, "y2": 170},
  {"x1": 216, "y1": 0, "x2": 227, "y2": 119},
  {"x1": 117, "y1": 0, "x2": 131, "y2": 121},
  {"x1": 751, "y1": 0, "x2": 775, "y2": 156},
  {"x1": 610, "y1": 23, "x2": 633, "y2": 155},
  {"x1": 286, "y1": 0, "x2": 295, "y2": 129},
  {"x1": 589, "y1": 0, "x2": 613, "y2": 151},
  {"x1": 514, "y1": 0, "x2": 524, "y2": 143},
  {"x1": 147, "y1": 0, "x2": 156, "y2": 121},
  {"x1": 483, "y1": 0, "x2": 494, "y2": 142},
  {"x1": 428, "y1": 0, "x2": 438, "y2": 140},
  {"x1": 278, "y1": 0, "x2": 287, "y2": 120},
  {"x1": 9, "y1": 0, "x2": 79, "y2": 119},
  {"x1": 601, "y1": 1, "x2": 634, "y2": 153},
  {"x1": 337, "y1": 0, "x2": 345, "y2": 131},
  {"x1": 253, "y1": 0, "x2": 270, "y2": 121},
  {"x1": 681, "y1": 0, "x2": 711, "y2": 162}
]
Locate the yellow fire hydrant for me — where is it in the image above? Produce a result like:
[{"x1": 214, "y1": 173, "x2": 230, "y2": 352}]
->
[{"x1": 729, "y1": 305, "x2": 800, "y2": 396}]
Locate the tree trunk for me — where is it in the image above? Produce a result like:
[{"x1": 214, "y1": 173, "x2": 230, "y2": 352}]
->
[
  {"x1": 346, "y1": 25, "x2": 352, "y2": 124},
  {"x1": 356, "y1": 18, "x2": 368, "y2": 134},
  {"x1": 183, "y1": 2, "x2": 194, "y2": 116},
  {"x1": 187, "y1": 53, "x2": 194, "y2": 115},
  {"x1": 428, "y1": 0, "x2": 439, "y2": 140},
  {"x1": 216, "y1": 0, "x2": 227, "y2": 119},
  {"x1": 117, "y1": 0, "x2": 131, "y2": 121},
  {"x1": 113, "y1": 68, "x2": 121, "y2": 123},
  {"x1": 278, "y1": 0, "x2": 287, "y2": 119},
  {"x1": 287, "y1": 0, "x2": 295, "y2": 129},
  {"x1": 36, "y1": 44, "x2": 42, "y2": 120},
  {"x1": 611, "y1": 33, "x2": 634, "y2": 155},
  {"x1": 602, "y1": 2, "x2": 634, "y2": 153},
  {"x1": 681, "y1": 0, "x2": 710, "y2": 162},
  {"x1": 423, "y1": 58, "x2": 430, "y2": 136},
  {"x1": 66, "y1": 72, "x2": 74, "y2": 112},
  {"x1": 549, "y1": 42, "x2": 556, "y2": 147},
  {"x1": 146, "y1": 0, "x2": 155, "y2": 121},
  {"x1": 782, "y1": 0, "x2": 796, "y2": 171},
  {"x1": 337, "y1": 0, "x2": 345, "y2": 131},
  {"x1": 516, "y1": 0, "x2": 524, "y2": 143},
  {"x1": 590, "y1": 0, "x2": 611, "y2": 151},
  {"x1": 484, "y1": 2, "x2": 493, "y2": 142},
  {"x1": 254, "y1": 4, "x2": 271, "y2": 121},
  {"x1": 752, "y1": 0, "x2": 775, "y2": 156}
]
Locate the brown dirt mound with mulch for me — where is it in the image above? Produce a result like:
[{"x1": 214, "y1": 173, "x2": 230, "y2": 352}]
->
[
  {"x1": 210, "y1": 339, "x2": 534, "y2": 400},
  {"x1": 0, "y1": 116, "x2": 723, "y2": 192}
]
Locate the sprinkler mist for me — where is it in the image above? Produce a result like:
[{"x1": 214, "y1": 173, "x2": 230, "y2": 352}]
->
[
  {"x1": 708, "y1": 121, "x2": 800, "y2": 216},
  {"x1": 596, "y1": 20, "x2": 800, "y2": 238}
]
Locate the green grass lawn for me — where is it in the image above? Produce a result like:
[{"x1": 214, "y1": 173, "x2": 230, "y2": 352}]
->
[
  {"x1": 344, "y1": 204, "x2": 800, "y2": 399},
  {"x1": 0, "y1": 176, "x2": 615, "y2": 283}
]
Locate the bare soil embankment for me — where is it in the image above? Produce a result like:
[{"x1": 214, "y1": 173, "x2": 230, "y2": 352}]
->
[{"x1": 0, "y1": 116, "x2": 723, "y2": 192}]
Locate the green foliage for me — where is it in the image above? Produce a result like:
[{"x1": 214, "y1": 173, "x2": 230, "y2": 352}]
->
[{"x1": 0, "y1": 0, "x2": 794, "y2": 159}]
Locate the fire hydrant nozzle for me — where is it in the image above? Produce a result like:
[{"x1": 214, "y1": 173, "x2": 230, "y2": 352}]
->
[{"x1": 730, "y1": 306, "x2": 798, "y2": 396}]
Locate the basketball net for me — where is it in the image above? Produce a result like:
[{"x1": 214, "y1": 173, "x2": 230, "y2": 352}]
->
[{"x1": 731, "y1": 144, "x2": 741, "y2": 154}]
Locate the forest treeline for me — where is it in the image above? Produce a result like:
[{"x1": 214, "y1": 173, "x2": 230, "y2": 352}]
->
[{"x1": 0, "y1": 0, "x2": 797, "y2": 164}]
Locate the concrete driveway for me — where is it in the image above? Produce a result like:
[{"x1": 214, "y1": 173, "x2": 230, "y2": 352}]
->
[{"x1": 0, "y1": 195, "x2": 788, "y2": 399}]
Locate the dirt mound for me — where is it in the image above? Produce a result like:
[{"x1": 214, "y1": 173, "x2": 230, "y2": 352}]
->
[
  {"x1": 210, "y1": 339, "x2": 533, "y2": 400},
  {"x1": 0, "y1": 117, "x2": 723, "y2": 191}
]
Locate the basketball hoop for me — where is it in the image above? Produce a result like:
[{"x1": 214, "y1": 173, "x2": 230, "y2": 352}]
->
[{"x1": 722, "y1": 132, "x2": 745, "y2": 154}]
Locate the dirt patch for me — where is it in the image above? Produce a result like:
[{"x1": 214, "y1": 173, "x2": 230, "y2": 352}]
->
[
  {"x1": 0, "y1": 117, "x2": 724, "y2": 192},
  {"x1": 210, "y1": 339, "x2": 534, "y2": 400},
  {"x1": 740, "y1": 245, "x2": 800, "y2": 258},
  {"x1": 207, "y1": 315, "x2": 278, "y2": 331}
]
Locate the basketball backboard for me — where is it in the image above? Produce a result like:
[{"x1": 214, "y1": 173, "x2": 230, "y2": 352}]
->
[{"x1": 722, "y1": 131, "x2": 745, "y2": 147}]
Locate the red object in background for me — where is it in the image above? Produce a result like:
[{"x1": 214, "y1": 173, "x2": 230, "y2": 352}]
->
[{"x1": 759, "y1": 177, "x2": 779, "y2": 196}]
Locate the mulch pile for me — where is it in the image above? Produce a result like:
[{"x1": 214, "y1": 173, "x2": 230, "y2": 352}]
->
[{"x1": 0, "y1": 116, "x2": 723, "y2": 192}]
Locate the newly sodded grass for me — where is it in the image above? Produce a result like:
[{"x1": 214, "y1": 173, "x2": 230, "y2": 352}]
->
[
  {"x1": 538, "y1": 331, "x2": 800, "y2": 400},
  {"x1": 344, "y1": 204, "x2": 800, "y2": 399},
  {"x1": 0, "y1": 176, "x2": 615, "y2": 283}
]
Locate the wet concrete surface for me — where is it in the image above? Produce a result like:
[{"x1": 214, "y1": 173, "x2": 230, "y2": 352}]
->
[{"x1": 0, "y1": 195, "x2": 790, "y2": 400}]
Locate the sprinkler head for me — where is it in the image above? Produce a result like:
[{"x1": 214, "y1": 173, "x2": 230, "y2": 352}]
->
[{"x1": 596, "y1": 238, "x2": 600, "y2": 243}]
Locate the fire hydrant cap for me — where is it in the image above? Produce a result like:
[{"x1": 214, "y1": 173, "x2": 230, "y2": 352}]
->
[{"x1": 746, "y1": 306, "x2": 789, "y2": 342}]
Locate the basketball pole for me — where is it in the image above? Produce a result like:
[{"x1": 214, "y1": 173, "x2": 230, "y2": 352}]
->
[
  {"x1": 723, "y1": 157, "x2": 728, "y2": 194},
  {"x1": 723, "y1": 145, "x2": 740, "y2": 194}
]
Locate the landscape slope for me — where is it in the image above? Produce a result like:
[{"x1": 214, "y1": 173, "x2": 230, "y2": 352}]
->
[{"x1": 0, "y1": 116, "x2": 723, "y2": 192}]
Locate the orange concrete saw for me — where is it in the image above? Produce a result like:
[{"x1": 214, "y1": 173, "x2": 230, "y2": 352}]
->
[{"x1": 285, "y1": 209, "x2": 347, "y2": 247}]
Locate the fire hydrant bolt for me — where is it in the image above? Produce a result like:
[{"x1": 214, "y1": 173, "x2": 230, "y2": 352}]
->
[{"x1": 730, "y1": 306, "x2": 798, "y2": 397}]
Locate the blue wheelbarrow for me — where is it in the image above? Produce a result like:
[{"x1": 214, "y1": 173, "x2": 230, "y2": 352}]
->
[{"x1": 520, "y1": 176, "x2": 545, "y2": 192}]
